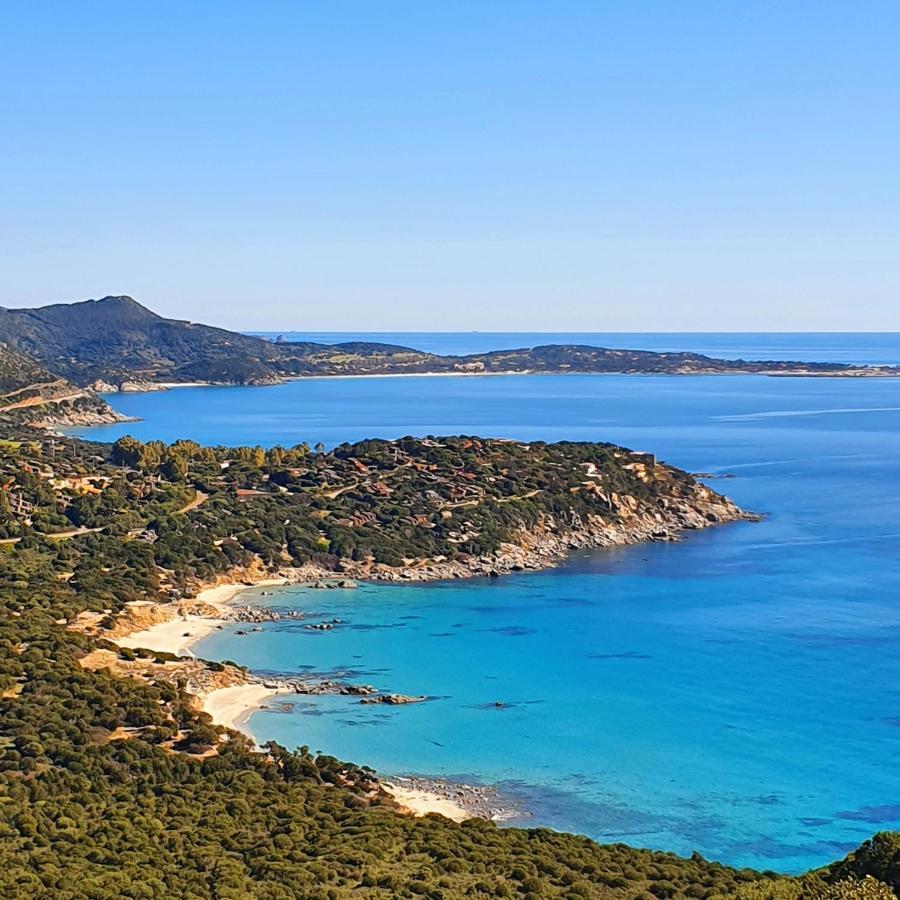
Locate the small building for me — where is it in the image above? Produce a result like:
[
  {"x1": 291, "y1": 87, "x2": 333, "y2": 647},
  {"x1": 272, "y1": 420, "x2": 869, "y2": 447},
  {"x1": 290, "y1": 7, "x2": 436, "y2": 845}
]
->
[
  {"x1": 8, "y1": 491, "x2": 33, "y2": 519},
  {"x1": 52, "y1": 474, "x2": 111, "y2": 494}
]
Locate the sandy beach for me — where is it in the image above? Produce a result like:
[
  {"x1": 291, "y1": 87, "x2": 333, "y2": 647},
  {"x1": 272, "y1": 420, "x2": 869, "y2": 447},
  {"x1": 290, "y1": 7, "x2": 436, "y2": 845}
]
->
[
  {"x1": 116, "y1": 581, "x2": 287, "y2": 657},
  {"x1": 113, "y1": 580, "x2": 289, "y2": 737},
  {"x1": 382, "y1": 782, "x2": 471, "y2": 822},
  {"x1": 381, "y1": 776, "x2": 529, "y2": 823},
  {"x1": 201, "y1": 683, "x2": 282, "y2": 735},
  {"x1": 116, "y1": 583, "x2": 245, "y2": 656},
  {"x1": 113, "y1": 576, "x2": 497, "y2": 821},
  {"x1": 115, "y1": 613, "x2": 227, "y2": 656}
]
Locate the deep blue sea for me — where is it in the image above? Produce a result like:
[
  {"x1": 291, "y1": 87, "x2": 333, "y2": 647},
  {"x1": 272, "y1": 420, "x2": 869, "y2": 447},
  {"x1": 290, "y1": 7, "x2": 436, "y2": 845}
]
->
[{"x1": 71, "y1": 334, "x2": 900, "y2": 873}]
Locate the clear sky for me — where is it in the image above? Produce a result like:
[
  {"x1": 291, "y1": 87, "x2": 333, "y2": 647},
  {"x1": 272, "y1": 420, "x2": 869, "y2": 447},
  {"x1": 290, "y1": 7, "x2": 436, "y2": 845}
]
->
[{"x1": 1, "y1": 2, "x2": 898, "y2": 331}]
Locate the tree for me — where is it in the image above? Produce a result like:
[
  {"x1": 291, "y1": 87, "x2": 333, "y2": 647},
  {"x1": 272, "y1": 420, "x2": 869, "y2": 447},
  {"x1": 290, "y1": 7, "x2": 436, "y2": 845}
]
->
[{"x1": 111, "y1": 436, "x2": 143, "y2": 468}]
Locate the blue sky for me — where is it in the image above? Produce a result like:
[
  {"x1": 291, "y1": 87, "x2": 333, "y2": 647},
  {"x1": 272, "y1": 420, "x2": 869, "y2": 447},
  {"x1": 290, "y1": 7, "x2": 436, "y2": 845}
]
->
[{"x1": 1, "y1": 2, "x2": 898, "y2": 330}]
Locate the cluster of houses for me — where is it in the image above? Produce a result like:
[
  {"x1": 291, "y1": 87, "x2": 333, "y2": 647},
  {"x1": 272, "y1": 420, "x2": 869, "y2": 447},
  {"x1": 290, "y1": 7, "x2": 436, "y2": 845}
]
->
[
  {"x1": 18, "y1": 459, "x2": 113, "y2": 494},
  {"x1": 0, "y1": 451, "x2": 114, "y2": 525},
  {"x1": 4, "y1": 489, "x2": 32, "y2": 520}
]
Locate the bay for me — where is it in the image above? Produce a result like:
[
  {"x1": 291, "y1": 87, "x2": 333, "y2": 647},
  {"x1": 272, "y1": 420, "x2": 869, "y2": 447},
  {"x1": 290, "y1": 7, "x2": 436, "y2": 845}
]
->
[{"x1": 71, "y1": 334, "x2": 900, "y2": 872}]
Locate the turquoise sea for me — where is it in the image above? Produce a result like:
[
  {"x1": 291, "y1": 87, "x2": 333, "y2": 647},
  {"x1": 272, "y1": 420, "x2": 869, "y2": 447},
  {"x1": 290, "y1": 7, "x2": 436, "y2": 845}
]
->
[{"x1": 71, "y1": 334, "x2": 900, "y2": 873}]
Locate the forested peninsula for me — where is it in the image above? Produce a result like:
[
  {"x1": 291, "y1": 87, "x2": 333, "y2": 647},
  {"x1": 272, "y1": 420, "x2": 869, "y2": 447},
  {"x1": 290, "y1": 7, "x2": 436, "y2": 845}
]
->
[
  {"x1": 1, "y1": 296, "x2": 896, "y2": 400},
  {"x1": 1, "y1": 409, "x2": 899, "y2": 897}
]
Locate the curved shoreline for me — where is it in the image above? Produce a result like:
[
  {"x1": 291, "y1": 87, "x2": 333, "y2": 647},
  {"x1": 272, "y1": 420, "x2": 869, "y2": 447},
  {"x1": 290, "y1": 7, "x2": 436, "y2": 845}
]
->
[
  {"x1": 115, "y1": 583, "x2": 259, "y2": 657},
  {"x1": 200, "y1": 683, "x2": 283, "y2": 735},
  {"x1": 112, "y1": 579, "x2": 485, "y2": 819},
  {"x1": 84, "y1": 367, "x2": 900, "y2": 396},
  {"x1": 113, "y1": 581, "x2": 291, "y2": 738},
  {"x1": 109, "y1": 495, "x2": 752, "y2": 821}
]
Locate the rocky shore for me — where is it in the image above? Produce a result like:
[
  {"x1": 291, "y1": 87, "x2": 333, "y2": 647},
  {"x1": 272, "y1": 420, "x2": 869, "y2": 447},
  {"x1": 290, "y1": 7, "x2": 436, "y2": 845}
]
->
[
  {"x1": 38, "y1": 406, "x2": 137, "y2": 428},
  {"x1": 88, "y1": 486, "x2": 753, "y2": 654},
  {"x1": 385, "y1": 776, "x2": 531, "y2": 823},
  {"x1": 291, "y1": 486, "x2": 756, "y2": 584},
  {"x1": 119, "y1": 483, "x2": 751, "y2": 598},
  {"x1": 88, "y1": 378, "x2": 171, "y2": 393}
]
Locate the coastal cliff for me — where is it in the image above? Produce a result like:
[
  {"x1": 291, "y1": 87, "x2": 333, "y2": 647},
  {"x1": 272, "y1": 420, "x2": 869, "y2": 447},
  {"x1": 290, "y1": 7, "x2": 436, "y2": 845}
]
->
[
  {"x1": 92, "y1": 434, "x2": 753, "y2": 591},
  {"x1": 49, "y1": 434, "x2": 749, "y2": 604},
  {"x1": 320, "y1": 485, "x2": 749, "y2": 582}
]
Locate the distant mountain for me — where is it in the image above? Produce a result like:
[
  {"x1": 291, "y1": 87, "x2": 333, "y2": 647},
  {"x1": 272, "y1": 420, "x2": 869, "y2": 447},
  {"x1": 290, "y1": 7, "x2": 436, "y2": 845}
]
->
[
  {"x1": 0, "y1": 295, "x2": 895, "y2": 388},
  {"x1": 0, "y1": 296, "x2": 281, "y2": 387},
  {"x1": 0, "y1": 343, "x2": 123, "y2": 428}
]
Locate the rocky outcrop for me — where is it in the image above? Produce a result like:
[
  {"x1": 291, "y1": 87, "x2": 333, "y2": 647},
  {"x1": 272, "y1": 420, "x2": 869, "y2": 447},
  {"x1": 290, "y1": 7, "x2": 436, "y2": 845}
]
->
[
  {"x1": 293, "y1": 485, "x2": 755, "y2": 583},
  {"x1": 89, "y1": 378, "x2": 170, "y2": 393},
  {"x1": 184, "y1": 481, "x2": 754, "y2": 588},
  {"x1": 385, "y1": 776, "x2": 530, "y2": 822},
  {"x1": 34, "y1": 404, "x2": 135, "y2": 428},
  {"x1": 0, "y1": 344, "x2": 133, "y2": 429},
  {"x1": 360, "y1": 694, "x2": 428, "y2": 705},
  {"x1": 78, "y1": 647, "x2": 249, "y2": 698}
]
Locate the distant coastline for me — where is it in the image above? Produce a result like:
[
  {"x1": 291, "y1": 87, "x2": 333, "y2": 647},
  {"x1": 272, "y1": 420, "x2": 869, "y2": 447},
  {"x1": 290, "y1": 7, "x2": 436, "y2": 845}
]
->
[
  {"x1": 4, "y1": 298, "x2": 900, "y2": 424},
  {"x1": 82, "y1": 365, "x2": 900, "y2": 423},
  {"x1": 5, "y1": 297, "x2": 900, "y2": 434},
  {"x1": 104, "y1": 366, "x2": 900, "y2": 395}
]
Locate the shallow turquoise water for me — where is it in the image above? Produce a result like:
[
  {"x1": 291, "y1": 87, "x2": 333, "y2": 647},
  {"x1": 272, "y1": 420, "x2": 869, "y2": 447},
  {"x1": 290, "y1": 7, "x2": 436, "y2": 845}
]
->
[{"x1": 74, "y1": 347, "x2": 900, "y2": 873}]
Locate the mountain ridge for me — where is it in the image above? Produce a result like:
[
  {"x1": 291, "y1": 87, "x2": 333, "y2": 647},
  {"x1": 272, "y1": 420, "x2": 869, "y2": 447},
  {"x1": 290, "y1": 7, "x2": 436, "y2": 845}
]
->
[{"x1": 1, "y1": 295, "x2": 897, "y2": 389}]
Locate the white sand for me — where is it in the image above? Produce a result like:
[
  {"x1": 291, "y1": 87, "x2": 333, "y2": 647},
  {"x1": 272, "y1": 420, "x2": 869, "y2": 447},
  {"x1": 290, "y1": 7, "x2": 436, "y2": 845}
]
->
[
  {"x1": 201, "y1": 684, "x2": 281, "y2": 735},
  {"x1": 116, "y1": 615, "x2": 227, "y2": 656},
  {"x1": 194, "y1": 582, "x2": 252, "y2": 610},
  {"x1": 295, "y1": 370, "x2": 528, "y2": 381},
  {"x1": 197, "y1": 578, "x2": 288, "y2": 609},
  {"x1": 115, "y1": 578, "x2": 292, "y2": 735},
  {"x1": 382, "y1": 783, "x2": 471, "y2": 822},
  {"x1": 117, "y1": 579, "x2": 287, "y2": 657},
  {"x1": 113, "y1": 578, "x2": 487, "y2": 808}
]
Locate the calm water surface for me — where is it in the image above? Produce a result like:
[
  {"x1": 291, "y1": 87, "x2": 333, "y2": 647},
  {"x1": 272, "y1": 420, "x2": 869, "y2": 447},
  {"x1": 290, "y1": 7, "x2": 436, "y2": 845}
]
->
[{"x1": 73, "y1": 336, "x2": 900, "y2": 873}]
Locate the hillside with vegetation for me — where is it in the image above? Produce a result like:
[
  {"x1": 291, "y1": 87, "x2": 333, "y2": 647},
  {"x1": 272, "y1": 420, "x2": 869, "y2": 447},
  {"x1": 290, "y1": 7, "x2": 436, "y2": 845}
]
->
[
  {"x1": 270, "y1": 342, "x2": 889, "y2": 379},
  {"x1": 2, "y1": 432, "x2": 750, "y2": 576},
  {"x1": 0, "y1": 344, "x2": 123, "y2": 429},
  {"x1": 1, "y1": 297, "x2": 895, "y2": 393},
  {"x1": 0, "y1": 427, "x2": 897, "y2": 897},
  {"x1": 0, "y1": 296, "x2": 279, "y2": 388}
]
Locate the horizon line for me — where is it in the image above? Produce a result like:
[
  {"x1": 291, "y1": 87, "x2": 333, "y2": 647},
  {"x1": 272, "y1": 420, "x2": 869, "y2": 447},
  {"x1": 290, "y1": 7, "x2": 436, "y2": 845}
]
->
[{"x1": 244, "y1": 328, "x2": 900, "y2": 336}]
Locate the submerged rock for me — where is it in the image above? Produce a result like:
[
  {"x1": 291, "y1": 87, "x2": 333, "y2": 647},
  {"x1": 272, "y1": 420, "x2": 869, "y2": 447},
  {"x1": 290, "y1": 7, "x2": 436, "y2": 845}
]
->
[{"x1": 360, "y1": 693, "x2": 428, "y2": 705}]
